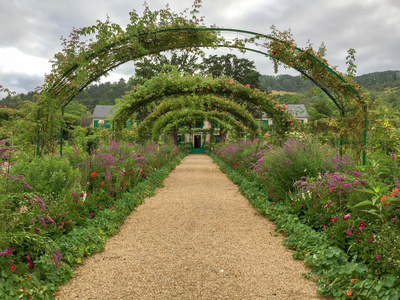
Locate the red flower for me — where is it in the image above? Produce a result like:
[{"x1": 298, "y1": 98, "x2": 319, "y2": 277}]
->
[
  {"x1": 380, "y1": 195, "x2": 387, "y2": 202},
  {"x1": 26, "y1": 260, "x2": 33, "y2": 269},
  {"x1": 358, "y1": 222, "x2": 365, "y2": 229},
  {"x1": 91, "y1": 172, "x2": 97, "y2": 178},
  {"x1": 272, "y1": 49, "x2": 277, "y2": 55},
  {"x1": 101, "y1": 182, "x2": 105, "y2": 186},
  {"x1": 97, "y1": 204, "x2": 100, "y2": 208},
  {"x1": 331, "y1": 218, "x2": 337, "y2": 223},
  {"x1": 110, "y1": 187, "x2": 113, "y2": 192},
  {"x1": 9, "y1": 263, "x2": 15, "y2": 271}
]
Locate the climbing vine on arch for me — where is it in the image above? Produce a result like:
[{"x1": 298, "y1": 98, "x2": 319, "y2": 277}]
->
[
  {"x1": 111, "y1": 67, "x2": 298, "y2": 139},
  {"x1": 35, "y1": 0, "x2": 373, "y2": 161},
  {"x1": 150, "y1": 109, "x2": 249, "y2": 141},
  {"x1": 134, "y1": 93, "x2": 261, "y2": 140}
]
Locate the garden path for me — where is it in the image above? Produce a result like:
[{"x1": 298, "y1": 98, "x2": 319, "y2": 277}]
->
[{"x1": 57, "y1": 154, "x2": 324, "y2": 299}]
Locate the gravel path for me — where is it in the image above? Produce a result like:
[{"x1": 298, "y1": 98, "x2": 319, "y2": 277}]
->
[{"x1": 57, "y1": 154, "x2": 324, "y2": 299}]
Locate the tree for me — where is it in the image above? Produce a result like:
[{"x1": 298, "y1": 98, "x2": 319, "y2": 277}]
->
[
  {"x1": 200, "y1": 54, "x2": 261, "y2": 89},
  {"x1": 64, "y1": 100, "x2": 88, "y2": 117}
]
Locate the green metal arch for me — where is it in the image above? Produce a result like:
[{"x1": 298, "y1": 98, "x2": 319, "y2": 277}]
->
[
  {"x1": 43, "y1": 26, "x2": 367, "y2": 163},
  {"x1": 47, "y1": 27, "x2": 359, "y2": 113},
  {"x1": 151, "y1": 109, "x2": 247, "y2": 141},
  {"x1": 136, "y1": 93, "x2": 261, "y2": 140}
]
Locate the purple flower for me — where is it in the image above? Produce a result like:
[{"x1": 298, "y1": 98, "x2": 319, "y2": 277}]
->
[
  {"x1": 72, "y1": 192, "x2": 77, "y2": 197},
  {"x1": 46, "y1": 216, "x2": 55, "y2": 226},
  {"x1": 34, "y1": 195, "x2": 47, "y2": 212},
  {"x1": 38, "y1": 217, "x2": 46, "y2": 229}
]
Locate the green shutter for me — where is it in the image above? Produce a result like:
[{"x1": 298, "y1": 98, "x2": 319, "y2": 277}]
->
[
  {"x1": 263, "y1": 120, "x2": 269, "y2": 126},
  {"x1": 136, "y1": 121, "x2": 140, "y2": 126},
  {"x1": 215, "y1": 136, "x2": 219, "y2": 143},
  {"x1": 301, "y1": 119, "x2": 304, "y2": 124},
  {"x1": 272, "y1": 120, "x2": 276, "y2": 125},
  {"x1": 94, "y1": 120, "x2": 99, "y2": 127},
  {"x1": 106, "y1": 120, "x2": 111, "y2": 129},
  {"x1": 125, "y1": 120, "x2": 132, "y2": 128}
]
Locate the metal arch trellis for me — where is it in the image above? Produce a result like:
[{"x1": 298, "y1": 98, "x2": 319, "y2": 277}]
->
[{"x1": 41, "y1": 27, "x2": 368, "y2": 163}]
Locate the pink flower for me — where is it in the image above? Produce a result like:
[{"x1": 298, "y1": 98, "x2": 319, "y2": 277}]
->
[
  {"x1": 331, "y1": 218, "x2": 337, "y2": 223},
  {"x1": 358, "y1": 222, "x2": 366, "y2": 230},
  {"x1": 346, "y1": 229, "x2": 352, "y2": 235},
  {"x1": 376, "y1": 255, "x2": 380, "y2": 260},
  {"x1": 72, "y1": 192, "x2": 77, "y2": 197},
  {"x1": 342, "y1": 214, "x2": 351, "y2": 221},
  {"x1": 9, "y1": 263, "x2": 15, "y2": 271}
]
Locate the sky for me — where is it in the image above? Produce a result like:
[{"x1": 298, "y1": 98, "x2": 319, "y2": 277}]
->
[{"x1": 0, "y1": 0, "x2": 399, "y2": 98}]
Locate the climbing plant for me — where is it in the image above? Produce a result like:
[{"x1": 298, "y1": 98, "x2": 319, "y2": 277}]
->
[
  {"x1": 150, "y1": 109, "x2": 248, "y2": 141},
  {"x1": 34, "y1": 0, "x2": 372, "y2": 160},
  {"x1": 135, "y1": 93, "x2": 261, "y2": 140},
  {"x1": 112, "y1": 67, "x2": 297, "y2": 138},
  {"x1": 239, "y1": 26, "x2": 372, "y2": 156}
]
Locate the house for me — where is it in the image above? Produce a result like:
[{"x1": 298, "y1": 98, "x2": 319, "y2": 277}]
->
[
  {"x1": 91, "y1": 105, "x2": 114, "y2": 128},
  {"x1": 91, "y1": 105, "x2": 133, "y2": 128},
  {"x1": 259, "y1": 104, "x2": 309, "y2": 126}
]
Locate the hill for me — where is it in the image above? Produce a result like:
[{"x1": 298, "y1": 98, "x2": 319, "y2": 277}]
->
[{"x1": 1, "y1": 71, "x2": 399, "y2": 113}]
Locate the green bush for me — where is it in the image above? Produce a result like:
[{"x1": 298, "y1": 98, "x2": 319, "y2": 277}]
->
[{"x1": 6, "y1": 155, "x2": 81, "y2": 199}]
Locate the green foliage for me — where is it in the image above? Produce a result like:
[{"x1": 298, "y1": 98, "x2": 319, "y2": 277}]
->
[
  {"x1": 64, "y1": 100, "x2": 88, "y2": 117},
  {"x1": 4, "y1": 155, "x2": 81, "y2": 198},
  {"x1": 0, "y1": 137, "x2": 185, "y2": 299},
  {"x1": 113, "y1": 67, "x2": 297, "y2": 140},
  {"x1": 211, "y1": 146, "x2": 400, "y2": 299}
]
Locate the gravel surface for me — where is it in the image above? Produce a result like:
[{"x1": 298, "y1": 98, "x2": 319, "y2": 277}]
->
[{"x1": 57, "y1": 154, "x2": 324, "y2": 300}]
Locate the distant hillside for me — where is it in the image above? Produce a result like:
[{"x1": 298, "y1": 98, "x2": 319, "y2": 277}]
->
[{"x1": 1, "y1": 70, "x2": 399, "y2": 111}]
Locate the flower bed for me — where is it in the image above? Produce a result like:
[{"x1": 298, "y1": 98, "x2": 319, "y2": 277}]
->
[
  {"x1": 0, "y1": 139, "x2": 185, "y2": 299},
  {"x1": 211, "y1": 136, "x2": 400, "y2": 299}
]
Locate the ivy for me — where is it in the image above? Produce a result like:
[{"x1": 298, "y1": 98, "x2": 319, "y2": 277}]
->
[
  {"x1": 112, "y1": 67, "x2": 297, "y2": 138},
  {"x1": 135, "y1": 93, "x2": 261, "y2": 140}
]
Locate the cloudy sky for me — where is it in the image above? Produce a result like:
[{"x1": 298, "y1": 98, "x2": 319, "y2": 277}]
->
[{"x1": 1, "y1": 0, "x2": 399, "y2": 98}]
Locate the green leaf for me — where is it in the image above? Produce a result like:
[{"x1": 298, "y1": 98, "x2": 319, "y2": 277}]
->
[
  {"x1": 352, "y1": 200, "x2": 372, "y2": 208},
  {"x1": 381, "y1": 274, "x2": 396, "y2": 288}
]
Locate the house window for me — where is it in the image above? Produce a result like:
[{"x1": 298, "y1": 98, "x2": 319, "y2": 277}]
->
[{"x1": 193, "y1": 121, "x2": 203, "y2": 129}]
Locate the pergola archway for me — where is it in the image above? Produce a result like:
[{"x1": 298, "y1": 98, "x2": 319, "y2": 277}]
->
[
  {"x1": 39, "y1": 4, "x2": 370, "y2": 162},
  {"x1": 133, "y1": 92, "x2": 261, "y2": 141}
]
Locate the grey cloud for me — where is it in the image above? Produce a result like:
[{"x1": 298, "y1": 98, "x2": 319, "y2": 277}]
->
[{"x1": 0, "y1": 0, "x2": 399, "y2": 95}]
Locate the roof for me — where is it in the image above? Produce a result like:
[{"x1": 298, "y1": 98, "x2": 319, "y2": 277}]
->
[
  {"x1": 92, "y1": 105, "x2": 115, "y2": 119},
  {"x1": 260, "y1": 104, "x2": 309, "y2": 118},
  {"x1": 286, "y1": 104, "x2": 309, "y2": 118}
]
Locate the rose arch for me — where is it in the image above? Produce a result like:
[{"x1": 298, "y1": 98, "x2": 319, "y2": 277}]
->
[
  {"x1": 131, "y1": 91, "x2": 262, "y2": 141},
  {"x1": 38, "y1": 2, "x2": 370, "y2": 162}
]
